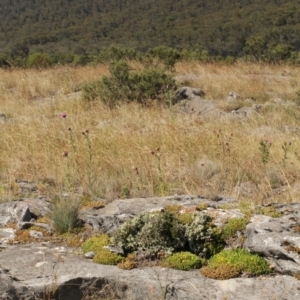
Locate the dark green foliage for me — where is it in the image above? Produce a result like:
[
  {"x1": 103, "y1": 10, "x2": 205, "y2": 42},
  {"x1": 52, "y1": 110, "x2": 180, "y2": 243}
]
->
[
  {"x1": 162, "y1": 252, "x2": 205, "y2": 271},
  {"x1": 26, "y1": 52, "x2": 53, "y2": 68},
  {"x1": 147, "y1": 46, "x2": 181, "y2": 70},
  {"x1": 83, "y1": 61, "x2": 176, "y2": 107},
  {"x1": 1, "y1": 0, "x2": 300, "y2": 61},
  {"x1": 112, "y1": 211, "x2": 186, "y2": 257},
  {"x1": 96, "y1": 46, "x2": 142, "y2": 63},
  {"x1": 185, "y1": 212, "x2": 225, "y2": 258}
]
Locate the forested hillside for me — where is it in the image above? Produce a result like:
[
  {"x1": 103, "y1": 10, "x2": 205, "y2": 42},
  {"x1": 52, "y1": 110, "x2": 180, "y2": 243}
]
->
[{"x1": 0, "y1": 0, "x2": 300, "y2": 57}]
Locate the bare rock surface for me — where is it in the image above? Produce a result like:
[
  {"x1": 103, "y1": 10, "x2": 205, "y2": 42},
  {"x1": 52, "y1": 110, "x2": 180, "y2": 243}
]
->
[{"x1": 244, "y1": 203, "x2": 300, "y2": 275}]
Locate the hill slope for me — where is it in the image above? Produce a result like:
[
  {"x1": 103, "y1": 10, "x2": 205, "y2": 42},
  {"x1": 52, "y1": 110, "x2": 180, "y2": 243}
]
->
[{"x1": 0, "y1": 0, "x2": 300, "y2": 55}]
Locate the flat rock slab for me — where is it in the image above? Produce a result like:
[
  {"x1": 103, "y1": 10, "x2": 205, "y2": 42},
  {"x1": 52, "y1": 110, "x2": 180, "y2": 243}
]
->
[{"x1": 0, "y1": 243, "x2": 300, "y2": 300}]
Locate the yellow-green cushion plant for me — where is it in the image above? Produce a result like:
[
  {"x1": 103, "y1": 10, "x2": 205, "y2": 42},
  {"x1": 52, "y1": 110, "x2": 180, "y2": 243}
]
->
[
  {"x1": 81, "y1": 234, "x2": 111, "y2": 253},
  {"x1": 162, "y1": 252, "x2": 205, "y2": 271},
  {"x1": 200, "y1": 249, "x2": 271, "y2": 279},
  {"x1": 93, "y1": 249, "x2": 123, "y2": 265}
]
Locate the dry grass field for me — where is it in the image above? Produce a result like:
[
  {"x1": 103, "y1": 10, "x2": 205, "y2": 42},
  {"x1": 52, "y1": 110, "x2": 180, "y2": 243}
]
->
[{"x1": 1, "y1": 62, "x2": 300, "y2": 204}]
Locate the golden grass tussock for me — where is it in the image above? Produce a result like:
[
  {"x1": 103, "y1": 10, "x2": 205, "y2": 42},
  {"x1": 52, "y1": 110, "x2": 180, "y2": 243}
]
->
[{"x1": 1, "y1": 62, "x2": 300, "y2": 203}]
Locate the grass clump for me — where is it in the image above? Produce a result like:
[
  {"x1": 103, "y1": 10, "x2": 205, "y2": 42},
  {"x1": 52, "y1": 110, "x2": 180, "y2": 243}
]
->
[
  {"x1": 49, "y1": 196, "x2": 81, "y2": 234},
  {"x1": 162, "y1": 251, "x2": 205, "y2": 271},
  {"x1": 81, "y1": 234, "x2": 111, "y2": 253},
  {"x1": 93, "y1": 249, "x2": 123, "y2": 265},
  {"x1": 83, "y1": 60, "x2": 176, "y2": 107},
  {"x1": 201, "y1": 249, "x2": 271, "y2": 279}
]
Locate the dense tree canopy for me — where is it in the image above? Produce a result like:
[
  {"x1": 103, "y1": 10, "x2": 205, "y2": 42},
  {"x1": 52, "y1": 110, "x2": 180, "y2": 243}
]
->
[{"x1": 0, "y1": 0, "x2": 299, "y2": 57}]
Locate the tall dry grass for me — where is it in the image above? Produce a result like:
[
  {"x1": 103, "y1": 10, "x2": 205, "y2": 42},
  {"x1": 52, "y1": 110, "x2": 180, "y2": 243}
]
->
[{"x1": 1, "y1": 62, "x2": 300, "y2": 203}]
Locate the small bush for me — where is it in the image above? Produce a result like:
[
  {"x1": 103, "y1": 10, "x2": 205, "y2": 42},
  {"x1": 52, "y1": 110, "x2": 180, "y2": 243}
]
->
[
  {"x1": 221, "y1": 218, "x2": 247, "y2": 240},
  {"x1": 185, "y1": 212, "x2": 225, "y2": 258},
  {"x1": 93, "y1": 249, "x2": 123, "y2": 265},
  {"x1": 83, "y1": 60, "x2": 176, "y2": 107},
  {"x1": 81, "y1": 234, "x2": 111, "y2": 253},
  {"x1": 50, "y1": 196, "x2": 81, "y2": 234},
  {"x1": 26, "y1": 52, "x2": 53, "y2": 68},
  {"x1": 112, "y1": 211, "x2": 186, "y2": 257},
  {"x1": 162, "y1": 252, "x2": 205, "y2": 271},
  {"x1": 205, "y1": 249, "x2": 271, "y2": 278}
]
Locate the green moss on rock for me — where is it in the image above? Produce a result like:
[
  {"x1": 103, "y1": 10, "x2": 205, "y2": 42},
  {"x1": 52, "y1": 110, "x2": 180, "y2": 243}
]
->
[
  {"x1": 204, "y1": 249, "x2": 271, "y2": 278},
  {"x1": 93, "y1": 249, "x2": 123, "y2": 265},
  {"x1": 221, "y1": 218, "x2": 247, "y2": 240},
  {"x1": 162, "y1": 251, "x2": 205, "y2": 271},
  {"x1": 81, "y1": 234, "x2": 111, "y2": 253}
]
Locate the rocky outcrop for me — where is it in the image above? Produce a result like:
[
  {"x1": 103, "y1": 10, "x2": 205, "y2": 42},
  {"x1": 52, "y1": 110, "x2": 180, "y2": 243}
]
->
[
  {"x1": 1, "y1": 243, "x2": 300, "y2": 300},
  {"x1": 1, "y1": 196, "x2": 300, "y2": 299},
  {"x1": 244, "y1": 203, "x2": 300, "y2": 275}
]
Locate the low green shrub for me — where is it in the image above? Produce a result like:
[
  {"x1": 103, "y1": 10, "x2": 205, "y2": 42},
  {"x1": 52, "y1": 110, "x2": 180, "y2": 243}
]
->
[
  {"x1": 204, "y1": 249, "x2": 271, "y2": 279},
  {"x1": 83, "y1": 60, "x2": 176, "y2": 107},
  {"x1": 162, "y1": 251, "x2": 205, "y2": 271},
  {"x1": 49, "y1": 196, "x2": 81, "y2": 234},
  {"x1": 93, "y1": 249, "x2": 123, "y2": 265},
  {"x1": 81, "y1": 234, "x2": 111, "y2": 253}
]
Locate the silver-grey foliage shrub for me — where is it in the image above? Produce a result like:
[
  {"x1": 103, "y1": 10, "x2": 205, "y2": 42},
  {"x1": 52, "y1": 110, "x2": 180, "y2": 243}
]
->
[
  {"x1": 185, "y1": 212, "x2": 225, "y2": 258},
  {"x1": 112, "y1": 211, "x2": 186, "y2": 257}
]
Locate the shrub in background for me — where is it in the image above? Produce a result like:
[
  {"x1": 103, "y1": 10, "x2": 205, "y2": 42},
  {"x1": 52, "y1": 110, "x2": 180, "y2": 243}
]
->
[
  {"x1": 26, "y1": 52, "x2": 53, "y2": 68},
  {"x1": 146, "y1": 46, "x2": 181, "y2": 70},
  {"x1": 83, "y1": 60, "x2": 176, "y2": 107}
]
